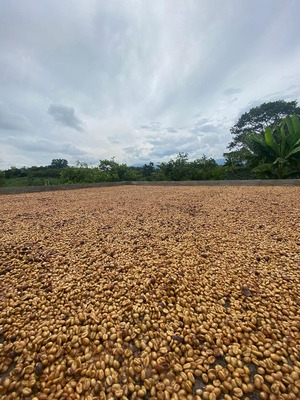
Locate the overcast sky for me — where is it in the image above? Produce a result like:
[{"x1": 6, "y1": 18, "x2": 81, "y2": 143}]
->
[{"x1": 1, "y1": 0, "x2": 300, "y2": 168}]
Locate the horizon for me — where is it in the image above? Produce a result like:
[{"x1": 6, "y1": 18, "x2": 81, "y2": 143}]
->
[{"x1": 1, "y1": 155, "x2": 226, "y2": 170}]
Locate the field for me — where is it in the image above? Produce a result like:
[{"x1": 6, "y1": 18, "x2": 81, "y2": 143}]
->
[{"x1": 0, "y1": 186, "x2": 299, "y2": 400}]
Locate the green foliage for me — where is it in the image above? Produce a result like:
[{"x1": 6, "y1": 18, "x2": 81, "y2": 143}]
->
[
  {"x1": 228, "y1": 100, "x2": 300, "y2": 150},
  {"x1": 142, "y1": 162, "x2": 155, "y2": 180},
  {"x1": 222, "y1": 149, "x2": 255, "y2": 179},
  {"x1": 26, "y1": 177, "x2": 61, "y2": 186},
  {"x1": 98, "y1": 158, "x2": 143, "y2": 181},
  {"x1": 4, "y1": 166, "x2": 27, "y2": 179},
  {"x1": 156, "y1": 153, "x2": 224, "y2": 181},
  {"x1": 223, "y1": 148, "x2": 249, "y2": 168},
  {"x1": 157, "y1": 153, "x2": 190, "y2": 181},
  {"x1": 27, "y1": 166, "x2": 62, "y2": 179},
  {"x1": 245, "y1": 114, "x2": 300, "y2": 178},
  {"x1": 2, "y1": 176, "x2": 60, "y2": 187},
  {"x1": 221, "y1": 165, "x2": 256, "y2": 180},
  {"x1": 51, "y1": 158, "x2": 68, "y2": 169},
  {"x1": 1, "y1": 154, "x2": 228, "y2": 186},
  {"x1": 3, "y1": 159, "x2": 70, "y2": 186},
  {"x1": 189, "y1": 156, "x2": 220, "y2": 180},
  {"x1": 0, "y1": 170, "x2": 5, "y2": 187},
  {"x1": 60, "y1": 165, "x2": 100, "y2": 184},
  {"x1": 3, "y1": 176, "x2": 29, "y2": 187}
]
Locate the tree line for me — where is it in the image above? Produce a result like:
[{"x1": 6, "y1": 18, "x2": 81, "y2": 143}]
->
[
  {"x1": 0, "y1": 155, "x2": 227, "y2": 186},
  {"x1": 1, "y1": 99, "x2": 300, "y2": 187}
]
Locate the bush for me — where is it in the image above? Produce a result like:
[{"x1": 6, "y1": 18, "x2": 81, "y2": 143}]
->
[
  {"x1": 60, "y1": 167, "x2": 100, "y2": 184},
  {"x1": 0, "y1": 170, "x2": 5, "y2": 186}
]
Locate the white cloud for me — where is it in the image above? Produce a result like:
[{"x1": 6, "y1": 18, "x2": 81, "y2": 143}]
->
[
  {"x1": 0, "y1": 104, "x2": 31, "y2": 131},
  {"x1": 7, "y1": 136, "x2": 85, "y2": 156},
  {"x1": 0, "y1": 0, "x2": 300, "y2": 167}
]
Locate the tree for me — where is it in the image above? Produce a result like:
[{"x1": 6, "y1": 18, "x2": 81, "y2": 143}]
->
[
  {"x1": 98, "y1": 158, "x2": 142, "y2": 181},
  {"x1": 0, "y1": 170, "x2": 5, "y2": 186},
  {"x1": 155, "y1": 153, "x2": 222, "y2": 181},
  {"x1": 228, "y1": 100, "x2": 300, "y2": 150},
  {"x1": 60, "y1": 165, "x2": 100, "y2": 183},
  {"x1": 142, "y1": 162, "x2": 156, "y2": 180},
  {"x1": 245, "y1": 114, "x2": 300, "y2": 178},
  {"x1": 157, "y1": 153, "x2": 189, "y2": 181},
  {"x1": 51, "y1": 159, "x2": 68, "y2": 169},
  {"x1": 222, "y1": 149, "x2": 255, "y2": 180}
]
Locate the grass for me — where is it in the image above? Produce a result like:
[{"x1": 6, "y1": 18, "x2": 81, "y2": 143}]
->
[{"x1": 3, "y1": 177, "x2": 61, "y2": 187}]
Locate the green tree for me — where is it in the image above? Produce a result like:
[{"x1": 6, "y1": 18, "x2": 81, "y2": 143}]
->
[
  {"x1": 60, "y1": 163, "x2": 99, "y2": 183},
  {"x1": 0, "y1": 170, "x2": 5, "y2": 186},
  {"x1": 189, "y1": 156, "x2": 220, "y2": 180},
  {"x1": 222, "y1": 149, "x2": 256, "y2": 179},
  {"x1": 156, "y1": 153, "x2": 223, "y2": 181},
  {"x1": 99, "y1": 158, "x2": 122, "y2": 181},
  {"x1": 157, "y1": 153, "x2": 189, "y2": 181},
  {"x1": 228, "y1": 100, "x2": 300, "y2": 150},
  {"x1": 51, "y1": 158, "x2": 69, "y2": 168},
  {"x1": 142, "y1": 162, "x2": 156, "y2": 180},
  {"x1": 98, "y1": 158, "x2": 142, "y2": 181},
  {"x1": 245, "y1": 114, "x2": 300, "y2": 178},
  {"x1": 4, "y1": 166, "x2": 26, "y2": 179}
]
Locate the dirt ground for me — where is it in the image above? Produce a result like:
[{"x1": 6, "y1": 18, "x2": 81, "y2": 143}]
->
[{"x1": 0, "y1": 186, "x2": 299, "y2": 400}]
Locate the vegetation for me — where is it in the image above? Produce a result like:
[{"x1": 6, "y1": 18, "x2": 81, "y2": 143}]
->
[
  {"x1": 245, "y1": 114, "x2": 300, "y2": 178},
  {"x1": 224, "y1": 99, "x2": 300, "y2": 179},
  {"x1": 60, "y1": 161, "x2": 100, "y2": 184},
  {"x1": 0, "y1": 161, "x2": 66, "y2": 187},
  {"x1": 156, "y1": 153, "x2": 224, "y2": 181},
  {"x1": 1, "y1": 155, "x2": 227, "y2": 187},
  {"x1": 0, "y1": 170, "x2": 5, "y2": 186},
  {"x1": 228, "y1": 100, "x2": 300, "y2": 151}
]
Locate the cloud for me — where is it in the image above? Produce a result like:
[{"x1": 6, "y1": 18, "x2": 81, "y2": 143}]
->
[
  {"x1": 0, "y1": 0, "x2": 300, "y2": 168},
  {"x1": 223, "y1": 88, "x2": 242, "y2": 96},
  {"x1": 107, "y1": 136, "x2": 121, "y2": 144},
  {"x1": 190, "y1": 119, "x2": 221, "y2": 135},
  {"x1": 139, "y1": 122, "x2": 162, "y2": 132},
  {"x1": 0, "y1": 104, "x2": 31, "y2": 131},
  {"x1": 7, "y1": 136, "x2": 86, "y2": 156},
  {"x1": 122, "y1": 118, "x2": 230, "y2": 166},
  {"x1": 48, "y1": 104, "x2": 84, "y2": 132},
  {"x1": 166, "y1": 127, "x2": 177, "y2": 133}
]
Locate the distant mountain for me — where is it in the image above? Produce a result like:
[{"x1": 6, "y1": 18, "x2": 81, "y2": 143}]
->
[{"x1": 216, "y1": 158, "x2": 226, "y2": 165}]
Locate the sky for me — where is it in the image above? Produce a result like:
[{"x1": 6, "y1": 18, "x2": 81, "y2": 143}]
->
[{"x1": 0, "y1": 0, "x2": 300, "y2": 169}]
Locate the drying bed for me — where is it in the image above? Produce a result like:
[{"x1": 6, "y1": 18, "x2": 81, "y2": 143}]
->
[{"x1": 0, "y1": 186, "x2": 299, "y2": 400}]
